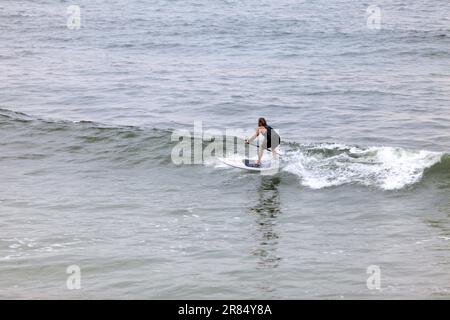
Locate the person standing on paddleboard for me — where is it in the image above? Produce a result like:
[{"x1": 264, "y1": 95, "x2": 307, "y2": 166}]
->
[{"x1": 245, "y1": 117, "x2": 281, "y2": 166}]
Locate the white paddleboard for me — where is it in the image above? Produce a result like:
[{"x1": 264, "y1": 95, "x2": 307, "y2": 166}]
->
[{"x1": 220, "y1": 157, "x2": 279, "y2": 172}]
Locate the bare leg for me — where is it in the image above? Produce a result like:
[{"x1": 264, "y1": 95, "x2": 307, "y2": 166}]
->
[
  {"x1": 256, "y1": 140, "x2": 268, "y2": 165},
  {"x1": 257, "y1": 146, "x2": 264, "y2": 165}
]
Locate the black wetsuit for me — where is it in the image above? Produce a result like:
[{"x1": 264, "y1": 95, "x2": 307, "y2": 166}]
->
[{"x1": 263, "y1": 125, "x2": 281, "y2": 150}]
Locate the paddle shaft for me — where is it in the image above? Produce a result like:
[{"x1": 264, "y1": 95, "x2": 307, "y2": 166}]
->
[{"x1": 246, "y1": 141, "x2": 281, "y2": 156}]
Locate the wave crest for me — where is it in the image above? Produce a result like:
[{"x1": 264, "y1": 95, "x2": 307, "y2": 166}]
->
[{"x1": 283, "y1": 143, "x2": 443, "y2": 190}]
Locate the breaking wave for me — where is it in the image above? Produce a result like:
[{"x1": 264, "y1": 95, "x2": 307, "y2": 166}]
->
[
  {"x1": 1, "y1": 108, "x2": 447, "y2": 191},
  {"x1": 282, "y1": 143, "x2": 444, "y2": 190}
]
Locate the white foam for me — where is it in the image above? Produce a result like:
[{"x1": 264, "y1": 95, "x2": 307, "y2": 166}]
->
[{"x1": 283, "y1": 144, "x2": 442, "y2": 190}]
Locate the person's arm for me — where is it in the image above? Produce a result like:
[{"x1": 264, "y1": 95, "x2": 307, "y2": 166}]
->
[{"x1": 245, "y1": 129, "x2": 260, "y2": 144}]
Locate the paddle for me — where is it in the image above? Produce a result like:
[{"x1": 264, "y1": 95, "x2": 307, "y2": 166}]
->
[{"x1": 244, "y1": 140, "x2": 283, "y2": 156}]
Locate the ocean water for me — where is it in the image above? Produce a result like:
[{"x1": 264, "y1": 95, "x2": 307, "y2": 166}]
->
[{"x1": 1, "y1": 0, "x2": 450, "y2": 299}]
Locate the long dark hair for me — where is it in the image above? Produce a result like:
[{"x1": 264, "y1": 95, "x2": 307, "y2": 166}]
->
[{"x1": 258, "y1": 117, "x2": 267, "y2": 127}]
